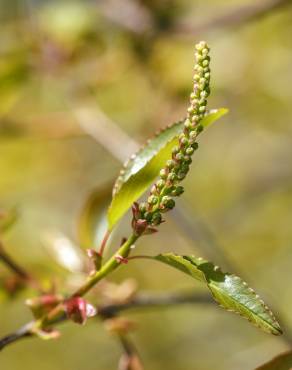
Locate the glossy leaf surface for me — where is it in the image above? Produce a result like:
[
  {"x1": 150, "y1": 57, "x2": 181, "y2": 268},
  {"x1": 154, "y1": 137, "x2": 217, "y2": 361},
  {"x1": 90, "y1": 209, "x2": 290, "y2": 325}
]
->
[{"x1": 153, "y1": 253, "x2": 282, "y2": 335}]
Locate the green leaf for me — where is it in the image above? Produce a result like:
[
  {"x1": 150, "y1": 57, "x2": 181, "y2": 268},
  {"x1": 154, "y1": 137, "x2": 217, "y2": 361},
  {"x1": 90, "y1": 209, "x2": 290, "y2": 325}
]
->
[
  {"x1": 108, "y1": 108, "x2": 228, "y2": 230},
  {"x1": 255, "y1": 351, "x2": 292, "y2": 370},
  {"x1": 153, "y1": 253, "x2": 282, "y2": 335}
]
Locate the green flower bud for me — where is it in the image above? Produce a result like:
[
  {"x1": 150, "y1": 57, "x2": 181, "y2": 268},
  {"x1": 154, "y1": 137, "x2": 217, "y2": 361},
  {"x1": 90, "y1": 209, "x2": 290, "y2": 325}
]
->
[
  {"x1": 166, "y1": 159, "x2": 175, "y2": 169},
  {"x1": 180, "y1": 164, "x2": 190, "y2": 174},
  {"x1": 159, "y1": 168, "x2": 168, "y2": 179},
  {"x1": 167, "y1": 172, "x2": 176, "y2": 182},
  {"x1": 202, "y1": 59, "x2": 210, "y2": 67},
  {"x1": 177, "y1": 172, "x2": 187, "y2": 180},
  {"x1": 179, "y1": 136, "x2": 188, "y2": 146},
  {"x1": 175, "y1": 153, "x2": 184, "y2": 162},
  {"x1": 139, "y1": 202, "x2": 148, "y2": 213},
  {"x1": 148, "y1": 195, "x2": 158, "y2": 205},
  {"x1": 195, "y1": 65, "x2": 204, "y2": 73},
  {"x1": 157, "y1": 179, "x2": 165, "y2": 189},
  {"x1": 184, "y1": 155, "x2": 192, "y2": 165},
  {"x1": 151, "y1": 212, "x2": 162, "y2": 226},
  {"x1": 184, "y1": 119, "x2": 191, "y2": 130},
  {"x1": 196, "y1": 41, "x2": 207, "y2": 51},
  {"x1": 189, "y1": 131, "x2": 197, "y2": 140},
  {"x1": 172, "y1": 186, "x2": 184, "y2": 196},
  {"x1": 161, "y1": 196, "x2": 175, "y2": 210},
  {"x1": 144, "y1": 212, "x2": 153, "y2": 222},
  {"x1": 191, "y1": 115, "x2": 200, "y2": 124},
  {"x1": 196, "y1": 124, "x2": 204, "y2": 133},
  {"x1": 186, "y1": 146, "x2": 194, "y2": 155}
]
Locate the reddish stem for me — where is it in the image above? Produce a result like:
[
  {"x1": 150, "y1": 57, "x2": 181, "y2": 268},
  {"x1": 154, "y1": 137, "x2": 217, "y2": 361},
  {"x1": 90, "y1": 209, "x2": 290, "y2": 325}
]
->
[{"x1": 98, "y1": 230, "x2": 111, "y2": 258}]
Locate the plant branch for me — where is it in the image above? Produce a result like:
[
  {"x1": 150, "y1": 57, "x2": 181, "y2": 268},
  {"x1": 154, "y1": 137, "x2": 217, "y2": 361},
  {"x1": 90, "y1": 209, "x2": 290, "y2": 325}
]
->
[
  {"x1": 39, "y1": 233, "x2": 139, "y2": 328},
  {"x1": 0, "y1": 243, "x2": 29, "y2": 280},
  {"x1": 117, "y1": 333, "x2": 144, "y2": 370},
  {"x1": 0, "y1": 291, "x2": 212, "y2": 351},
  {"x1": 98, "y1": 291, "x2": 212, "y2": 318},
  {"x1": 0, "y1": 323, "x2": 33, "y2": 351}
]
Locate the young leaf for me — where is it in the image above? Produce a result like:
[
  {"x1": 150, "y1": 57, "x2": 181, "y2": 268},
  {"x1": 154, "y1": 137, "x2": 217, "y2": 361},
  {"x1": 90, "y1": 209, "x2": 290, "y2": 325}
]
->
[
  {"x1": 153, "y1": 254, "x2": 282, "y2": 335},
  {"x1": 254, "y1": 350, "x2": 292, "y2": 370},
  {"x1": 108, "y1": 109, "x2": 228, "y2": 230}
]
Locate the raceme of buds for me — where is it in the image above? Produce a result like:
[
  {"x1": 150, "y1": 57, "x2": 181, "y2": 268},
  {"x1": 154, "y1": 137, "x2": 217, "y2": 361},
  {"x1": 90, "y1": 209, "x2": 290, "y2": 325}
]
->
[
  {"x1": 64, "y1": 297, "x2": 97, "y2": 325},
  {"x1": 133, "y1": 41, "x2": 211, "y2": 231}
]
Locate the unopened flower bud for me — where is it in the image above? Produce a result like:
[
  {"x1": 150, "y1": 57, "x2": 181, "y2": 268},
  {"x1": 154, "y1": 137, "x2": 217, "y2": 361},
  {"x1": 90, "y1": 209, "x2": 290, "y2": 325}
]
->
[
  {"x1": 186, "y1": 147, "x2": 194, "y2": 155},
  {"x1": 172, "y1": 186, "x2": 184, "y2": 196},
  {"x1": 139, "y1": 202, "x2": 147, "y2": 213},
  {"x1": 175, "y1": 153, "x2": 184, "y2": 162},
  {"x1": 167, "y1": 172, "x2": 176, "y2": 182},
  {"x1": 159, "y1": 168, "x2": 168, "y2": 179},
  {"x1": 148, "y1": 195, "x2": 158, "y2": 205},
  {"x1": 184, "y1": 119, "x2": 191, "y2": 129},
  {"x1": 184, "y1": 155, "x2": 192, "y2": 165},
  {"x1": 156, "y1": 179, "x2": 165, "y2": 189},
  {"x1": 161, "y1": 196, "x2": 175, "y2": 210},
  {"x1": 166, "y1": 159, "x2": 175, "y2": 169},
  {"x1": 177, "y1": 171, "x2": 187, "y2": 180},
  {"x1": 151, "y1": 212, "x2": 162, "y2": 226}
]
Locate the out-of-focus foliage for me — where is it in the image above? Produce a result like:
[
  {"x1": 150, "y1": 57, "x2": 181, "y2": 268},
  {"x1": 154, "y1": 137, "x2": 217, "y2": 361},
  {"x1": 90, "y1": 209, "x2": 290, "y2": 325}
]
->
[
  {"x1": 1, "y1": 1, "x2": 292, "y2": 370},
  {"x1": 255, "y1": 350, "x2": 292, "y2": 370}
]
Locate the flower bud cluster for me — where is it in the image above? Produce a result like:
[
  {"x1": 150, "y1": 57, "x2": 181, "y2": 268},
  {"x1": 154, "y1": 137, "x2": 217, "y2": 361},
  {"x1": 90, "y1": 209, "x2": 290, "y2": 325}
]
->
[{"x1": 132, "y1": 41, "x2": 211, "y2": 234}]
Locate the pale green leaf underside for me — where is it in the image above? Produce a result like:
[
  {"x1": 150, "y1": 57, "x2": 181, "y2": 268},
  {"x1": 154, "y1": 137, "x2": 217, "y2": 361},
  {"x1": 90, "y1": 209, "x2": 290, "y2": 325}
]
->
[
  {"x1": 154, "y1": 254, "x2": 282, "y2": 336},
  {"x1": 108, "y1": 108, "x2": 228, "y2": 230}
]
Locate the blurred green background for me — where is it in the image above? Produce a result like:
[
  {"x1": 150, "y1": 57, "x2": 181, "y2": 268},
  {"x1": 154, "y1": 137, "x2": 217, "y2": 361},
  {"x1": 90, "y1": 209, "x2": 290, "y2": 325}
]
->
[{"x1": 1, "y1": 0, "x2": 292, "y2": 369}]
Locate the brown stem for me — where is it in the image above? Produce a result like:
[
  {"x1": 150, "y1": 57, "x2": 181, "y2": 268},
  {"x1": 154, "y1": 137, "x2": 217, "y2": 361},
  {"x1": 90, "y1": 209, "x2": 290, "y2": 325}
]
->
[
  {"x1": 0, "y1": 240, "x2": 41, "y2": 291},
  {"x1": 0, "y1": 240, "x2": 30, "y2": 281},
  {"x1": 117, "y1": 334, "x2": 144, "y2": 370}
]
